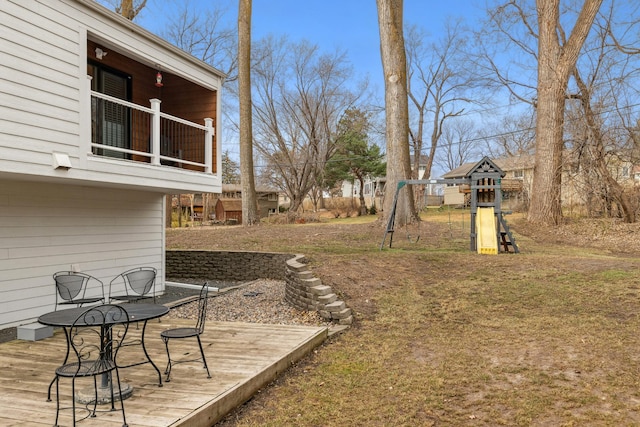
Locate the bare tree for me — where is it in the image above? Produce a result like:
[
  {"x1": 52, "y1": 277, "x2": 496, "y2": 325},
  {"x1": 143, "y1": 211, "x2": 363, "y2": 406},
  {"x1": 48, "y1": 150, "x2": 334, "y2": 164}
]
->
[
  {"x1": 563, "y1": 3, "x2": 638, "y2": 222},
  {"x1": 481, "y1": 112, "x2": 537, "y2": 158},
  {"x1": 238, "y1": 0, "x2": 259, "y2": 225},
  {"x1": 529, "y1": 0, "x2": 602, "y2": 225},
  {"x1": 117, "y1": 0, "x2": 146, "y2": 20},
  {"x1": 435, "y1": 119, "x2": 481, "y2": 173},
  {"x1": 251, "y1": 36, "x2": 363, "y2": 213},
  {"x1": 96, "y1": 0, "x2": 147, "y2": 20},
  {"x1": 405, "y1": 20, "x2": 477, "y2": 181},
  {"x1": 377, "y1": 0, "x2": 417, "y2": 225},
  {"x1": 161, "y1": 3, "x2": 238, "y2": 82},
  {"x1": 605, "y1": 1, "x2": 640, "y2": 56},
  {"x1": 477, "y1": 0, "x2": 602, "y2": 225}
]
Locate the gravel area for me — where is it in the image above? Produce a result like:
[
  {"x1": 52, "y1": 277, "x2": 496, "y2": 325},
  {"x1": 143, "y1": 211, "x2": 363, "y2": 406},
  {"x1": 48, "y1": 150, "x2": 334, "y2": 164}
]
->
[{"x1": 163, "y1": 279, "x2": 330, "y2": 327}]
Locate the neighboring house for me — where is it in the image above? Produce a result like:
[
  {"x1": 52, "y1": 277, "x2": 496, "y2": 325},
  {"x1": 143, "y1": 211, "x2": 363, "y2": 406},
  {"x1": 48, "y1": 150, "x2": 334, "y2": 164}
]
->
[
  {"x1": 493, "y1": 155, "x2": 533, "y2": 209},
  {"x1": 279, "y1": 193, "x2": 292, "y2": 210},
  {"x1": 562, "y1": 152, "x2": 637, "y2": 210},
  {"x1": 218, "y1": 184, "x2": 280, "y2": 218},
  {"x1": 213, "y1": 184, "x2": 280, "y2": 223},
  {"x1": 340, "y1": 177, "x2": 386, "y2": 210},
  {"x1": 340, "y1": 155, "x2": 429, "y2": 211},
  {"x1": 0, "y1": 0, "x2": 224, "y2": 330},
  {"x1": 441, "y1": 163, "x2": 473, "y2": 206},
  {"x1": 410, "y1": 155, "x2": 430, "y2": 180}
]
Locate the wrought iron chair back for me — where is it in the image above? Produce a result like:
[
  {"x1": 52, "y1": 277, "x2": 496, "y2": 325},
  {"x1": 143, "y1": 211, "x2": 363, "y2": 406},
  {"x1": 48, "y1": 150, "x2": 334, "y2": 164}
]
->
[
  {"x1": 195, "y1": 282, "x2": 209, "y2": 333},
  {"x1": 53, "y1": 304, "x2": 129, "y2": 426},
  {"x1": 53, "y1": 271, "x2": 105, "y2": 309},
  {"x1": 109, "y1": 266, "x2": 156, "y2": 303}
]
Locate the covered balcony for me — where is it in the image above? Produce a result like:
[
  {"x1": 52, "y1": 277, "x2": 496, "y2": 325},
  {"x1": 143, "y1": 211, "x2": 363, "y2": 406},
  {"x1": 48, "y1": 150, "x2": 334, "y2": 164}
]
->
[{"x1": 84, "y1": 38, "x2": 222, "y2": 192}]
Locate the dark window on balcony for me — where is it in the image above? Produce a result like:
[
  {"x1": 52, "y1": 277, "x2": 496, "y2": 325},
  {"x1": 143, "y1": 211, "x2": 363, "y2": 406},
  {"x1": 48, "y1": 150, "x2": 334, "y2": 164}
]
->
[{"x1": 88, "y1": 62, "x2": 132, "y2": 159}]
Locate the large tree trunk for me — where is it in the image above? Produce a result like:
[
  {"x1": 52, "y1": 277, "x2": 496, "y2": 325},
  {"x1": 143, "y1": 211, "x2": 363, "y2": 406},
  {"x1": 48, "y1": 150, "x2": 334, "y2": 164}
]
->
[
  {"x1": 238, "y1": 0, "x2": 259, "y2": 225},
  {"x1": 377, "y1": 0, "x2": 417, "y2": 226},
  {"x1": 528, "y1": 0, "x2": 602, "y2": 225},
  {"x1": 530, "y1": 78, "x2": 565, "y2": 224}
]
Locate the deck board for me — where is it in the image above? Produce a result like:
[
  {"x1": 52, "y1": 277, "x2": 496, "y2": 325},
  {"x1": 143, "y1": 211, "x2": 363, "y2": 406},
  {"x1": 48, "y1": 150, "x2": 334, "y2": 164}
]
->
[{"x1": 0, "y1": 319, "x2": 327, "y2": 426}]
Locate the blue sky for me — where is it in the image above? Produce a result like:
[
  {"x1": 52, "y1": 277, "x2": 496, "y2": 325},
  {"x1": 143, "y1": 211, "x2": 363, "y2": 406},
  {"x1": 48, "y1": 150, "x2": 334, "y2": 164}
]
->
[
  {"x1": 130, "y1": 0, "x2": 484, "y2": 96},
  {"x1": 101, "y1": 0, "x2": 488, "y2": 169}
]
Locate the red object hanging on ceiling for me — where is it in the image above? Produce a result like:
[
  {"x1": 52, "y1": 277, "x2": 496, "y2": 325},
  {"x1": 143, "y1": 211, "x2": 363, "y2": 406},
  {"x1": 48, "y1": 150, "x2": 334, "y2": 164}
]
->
[{"x1": 155, "y1": 71, "x2": 163, "y2": 87}]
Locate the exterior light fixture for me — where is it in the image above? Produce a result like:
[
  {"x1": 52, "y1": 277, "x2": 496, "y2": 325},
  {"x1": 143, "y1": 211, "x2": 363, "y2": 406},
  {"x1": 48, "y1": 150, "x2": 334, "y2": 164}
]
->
[
  {"x1": 95, "y1": 47, "x2": 107, "y2": 60},
  {"x1": 155, "y1": 71, "x2": 163, "y2": 87}
]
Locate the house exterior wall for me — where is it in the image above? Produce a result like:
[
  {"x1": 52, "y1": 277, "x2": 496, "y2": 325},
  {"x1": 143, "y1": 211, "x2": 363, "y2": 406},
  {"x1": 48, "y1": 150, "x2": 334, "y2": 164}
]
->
[
  {"x1": 0, "y1": 0, "x2": 222, "y2": 194},
  {"x1": 257, "y1": 198, "x2": 279, "y2": 217},
  {"x1": 444, "y1": 186, "x2": 466, "y2": 206},
  {"x1": 0, "y1": 0, "x2": 224, "y2": 331},
  {"x1": 0, "y1": 181, "x2": 165, "y2": 329}
]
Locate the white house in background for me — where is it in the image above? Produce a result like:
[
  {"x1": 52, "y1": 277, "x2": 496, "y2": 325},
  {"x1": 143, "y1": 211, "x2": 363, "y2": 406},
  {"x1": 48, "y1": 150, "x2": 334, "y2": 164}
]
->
[
  {"x1": 0, "y1": 0, "x2": 224, "y2": 330},
  {"x1": 340, "y1": 177, "x2": 386, "y2": 210}
]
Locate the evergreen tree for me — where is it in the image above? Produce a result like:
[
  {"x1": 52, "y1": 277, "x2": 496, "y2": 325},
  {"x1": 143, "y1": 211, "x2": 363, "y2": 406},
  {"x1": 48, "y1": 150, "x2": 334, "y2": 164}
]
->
[
  {"x1": 326, "y1": 108, "x2": 386, "y2": 216},
  {"x1": 221, "y1": 150, "x2": 240, "y2": 184}
]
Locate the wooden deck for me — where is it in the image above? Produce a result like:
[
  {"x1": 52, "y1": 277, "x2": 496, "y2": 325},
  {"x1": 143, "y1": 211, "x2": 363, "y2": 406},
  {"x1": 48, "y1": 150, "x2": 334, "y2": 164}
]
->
[{"x1": 0, "y1": 318, "x2": 328, "y2": 426}]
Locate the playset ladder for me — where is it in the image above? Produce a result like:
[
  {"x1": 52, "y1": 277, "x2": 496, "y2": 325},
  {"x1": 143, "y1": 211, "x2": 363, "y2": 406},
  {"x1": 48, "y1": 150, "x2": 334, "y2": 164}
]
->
[{"x1": 498, "y1": 214, "x2": 519, "y2": 253}]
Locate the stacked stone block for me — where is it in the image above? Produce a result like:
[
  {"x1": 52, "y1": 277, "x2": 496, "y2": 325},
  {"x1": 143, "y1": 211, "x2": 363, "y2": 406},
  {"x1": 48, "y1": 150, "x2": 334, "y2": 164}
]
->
[{"x1": 284, "y1": 255, "x2": 353, "y2": 326}]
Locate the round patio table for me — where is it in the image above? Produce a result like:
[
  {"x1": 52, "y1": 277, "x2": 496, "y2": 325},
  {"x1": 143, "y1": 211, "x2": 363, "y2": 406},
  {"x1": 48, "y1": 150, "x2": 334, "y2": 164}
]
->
[{"x1": 39, "y1": 303, "x2": 169, "y2": 402}]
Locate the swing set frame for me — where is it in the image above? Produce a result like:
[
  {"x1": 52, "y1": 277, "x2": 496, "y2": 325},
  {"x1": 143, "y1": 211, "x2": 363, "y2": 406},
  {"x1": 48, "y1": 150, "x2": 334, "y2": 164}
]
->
[{"x1": 379, "y1": 178, "x2": 468, "y2": 250}]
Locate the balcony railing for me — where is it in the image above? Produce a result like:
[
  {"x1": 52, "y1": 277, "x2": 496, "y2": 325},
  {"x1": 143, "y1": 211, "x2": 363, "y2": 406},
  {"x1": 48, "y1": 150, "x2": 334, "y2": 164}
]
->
[{"x1": 90, "y1": 91, "x2": 214, "y2": 173}]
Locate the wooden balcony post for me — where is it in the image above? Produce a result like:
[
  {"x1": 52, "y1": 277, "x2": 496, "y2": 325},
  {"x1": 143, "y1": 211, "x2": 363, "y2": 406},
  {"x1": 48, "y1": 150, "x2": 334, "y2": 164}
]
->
[
  {"x1": 150, "y1": 98, "x2": 162, "y2": 166},
  {"x1": 204, "y1": 118, "x2": 214, "y2": 174}
]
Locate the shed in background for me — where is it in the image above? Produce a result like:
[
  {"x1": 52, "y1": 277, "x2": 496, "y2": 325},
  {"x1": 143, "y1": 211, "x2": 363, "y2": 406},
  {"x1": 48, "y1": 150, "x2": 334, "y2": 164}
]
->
[{"x1": 215, "y1": 199, "x2": 243, "y2": 224}]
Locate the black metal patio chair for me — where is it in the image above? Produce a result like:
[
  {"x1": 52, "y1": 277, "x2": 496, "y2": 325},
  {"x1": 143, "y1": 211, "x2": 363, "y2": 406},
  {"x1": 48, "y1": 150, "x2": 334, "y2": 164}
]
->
[
  {"x1": 108, "y1": 266, "x2": 157, "y2": 304},
  {"x1": 53, "y1": 271, "x2": 105, "y2": 310},
  {"x1": 160, "y1": 283, "x2": 211, "y2": 382},
  {"x1": 53, "y1": 304, "x2": 129, "y2": 427}
]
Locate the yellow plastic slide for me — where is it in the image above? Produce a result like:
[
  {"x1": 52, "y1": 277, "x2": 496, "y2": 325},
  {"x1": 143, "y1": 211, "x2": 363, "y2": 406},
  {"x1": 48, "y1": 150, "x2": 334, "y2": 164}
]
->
[{"x1": 476, "y1": 207, "x2": 498, "y2": 255}]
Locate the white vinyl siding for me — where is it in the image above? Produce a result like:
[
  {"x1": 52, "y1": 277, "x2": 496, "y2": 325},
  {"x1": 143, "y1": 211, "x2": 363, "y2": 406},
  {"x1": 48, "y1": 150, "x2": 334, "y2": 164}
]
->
[
  {"x1": 0, "y1": 181, "x2": 164, "y2": 329},
  {"x1": 0, "y1": 0, "x2": 222, "y2": 193},
  {"x1": 0, "y1": 2, "x2": 81, "y2": 158}
]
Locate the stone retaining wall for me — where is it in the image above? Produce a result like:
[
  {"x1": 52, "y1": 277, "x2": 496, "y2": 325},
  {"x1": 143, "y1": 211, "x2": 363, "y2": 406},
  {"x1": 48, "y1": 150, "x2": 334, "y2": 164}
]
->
[
  {"x1": 166, "y1": 250, "x2": 291, "y2": 281},
  {"x1": 166, "y1": 250, "x2": 352, "y2": 325}
]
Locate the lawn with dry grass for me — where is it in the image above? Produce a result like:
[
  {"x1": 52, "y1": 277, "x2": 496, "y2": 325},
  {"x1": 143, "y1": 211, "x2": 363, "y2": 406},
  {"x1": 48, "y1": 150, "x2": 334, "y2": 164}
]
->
[{"x1": 167, "y1": 210, "x2": 640, "y2": 426}]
